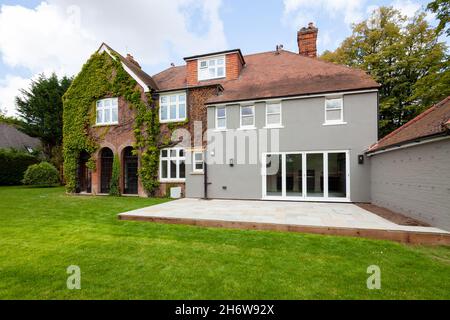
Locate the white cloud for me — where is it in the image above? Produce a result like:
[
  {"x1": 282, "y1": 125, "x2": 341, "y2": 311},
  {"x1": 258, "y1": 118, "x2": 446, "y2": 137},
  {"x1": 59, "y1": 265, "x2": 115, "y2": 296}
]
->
[
  {"x1": 283, "y1": 0, "x2": 367, "y2": 27},
  {"x1": 391, "y1": 0, "x2": 421, "y2": 18},
  {"x1": 0, "y1": 0, "x2": 227, "y2": 115},
  {"x1": 0, "y1": 75, "x2": 32, "y2": 116}
]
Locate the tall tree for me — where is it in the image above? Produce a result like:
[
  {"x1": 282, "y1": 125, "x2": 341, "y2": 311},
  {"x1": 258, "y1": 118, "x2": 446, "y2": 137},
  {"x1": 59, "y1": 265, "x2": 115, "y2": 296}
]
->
[
  {"x1": 16, "y1": 73, "x2": 72, "y2": 159},
  {"x1": 321, "y1": 7, "x2": 449, "y2": 137},
  {"x1": 427, "y1": 0, "x2": 450, "y2": 36}
]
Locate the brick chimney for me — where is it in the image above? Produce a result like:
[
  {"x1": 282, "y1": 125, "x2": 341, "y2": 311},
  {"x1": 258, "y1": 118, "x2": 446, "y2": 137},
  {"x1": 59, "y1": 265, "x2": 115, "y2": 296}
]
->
[
  {"x1": 126, "y1": 54, "x2": 141, "y2": 69},
  {"x1": 297, "y1": 22, "x2": 318, "y2": 58}
]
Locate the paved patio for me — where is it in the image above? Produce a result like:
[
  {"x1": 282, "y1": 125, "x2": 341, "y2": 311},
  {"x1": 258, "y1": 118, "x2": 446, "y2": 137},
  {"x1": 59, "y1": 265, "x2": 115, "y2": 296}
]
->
[{"x1": 118, "y1": 198, "x2": 450, "y2": 244}]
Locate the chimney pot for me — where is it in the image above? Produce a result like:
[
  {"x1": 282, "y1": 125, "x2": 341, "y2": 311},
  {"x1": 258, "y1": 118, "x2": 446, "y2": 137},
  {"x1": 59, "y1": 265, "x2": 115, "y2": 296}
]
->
[{"x1": 297, "y1": 22, "x2": 318, "y2": 58}]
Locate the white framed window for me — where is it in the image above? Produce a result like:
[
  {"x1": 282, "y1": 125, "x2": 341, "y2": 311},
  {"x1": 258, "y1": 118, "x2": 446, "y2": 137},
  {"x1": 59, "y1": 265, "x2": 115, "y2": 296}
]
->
[
  {"x1": 160, "y1": 148, "x2": 186, "y2": 182},
  {"x1": 240, "y1": 105, "x2": 255, "y2": 128},
  {"x1": 193, "y1": 151, "x2": 204, "y2": 173},
  {"x1": 96, "y1": 98, "x2": 118, "y2": 125},
  {"x1": 325, "y1": 98, "x2": 344, "y2": 124},
  {"x1": 266, "y1": 102, "x2": 282, "y2": 127},
  {"x1": 160, "y1": 92, "x2": 187, "y2": 123},
  {"x1": 216, "y1": 106, "x2": 227, "y2": 129},
  {"x1": 198, "y1": 56, "x2": 226, "y2": 81}
]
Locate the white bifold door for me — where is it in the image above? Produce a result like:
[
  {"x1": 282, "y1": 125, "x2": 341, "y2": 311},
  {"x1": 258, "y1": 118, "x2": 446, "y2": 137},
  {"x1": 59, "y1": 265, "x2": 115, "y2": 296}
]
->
[{"x1": 262, "y1": 151, "x2": 350, "y2": 202}]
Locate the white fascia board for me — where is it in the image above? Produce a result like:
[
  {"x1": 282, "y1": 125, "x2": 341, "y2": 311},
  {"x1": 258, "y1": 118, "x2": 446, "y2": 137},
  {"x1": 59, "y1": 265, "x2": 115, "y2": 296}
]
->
[{"x1": 98, "y1": 44, "x2": 149, "y2": 93}]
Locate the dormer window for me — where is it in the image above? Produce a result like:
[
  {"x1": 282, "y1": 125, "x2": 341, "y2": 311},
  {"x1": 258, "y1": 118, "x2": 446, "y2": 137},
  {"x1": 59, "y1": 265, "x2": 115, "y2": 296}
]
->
[{"x1": 198, "y1": 56, "x2": 226, "y2": 81}]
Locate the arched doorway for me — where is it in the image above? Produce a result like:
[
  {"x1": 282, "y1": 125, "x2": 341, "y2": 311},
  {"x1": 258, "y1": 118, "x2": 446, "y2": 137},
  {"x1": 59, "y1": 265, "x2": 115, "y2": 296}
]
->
[
  {"x1": 100, "y1": 148, "x2": 114, "y2": 194},
  {"x1": 77, "y1": 151, "x2": 92, "y2": 193},
  {"x1": 123, "y1": 147, "x2": 138, "y2": 195}
]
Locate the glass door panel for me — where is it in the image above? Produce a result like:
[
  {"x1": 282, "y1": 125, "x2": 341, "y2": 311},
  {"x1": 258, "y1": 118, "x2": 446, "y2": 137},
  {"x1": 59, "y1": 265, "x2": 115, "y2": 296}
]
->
[
  {"x1": 266, "y1": 154, "x2": 282, "y2": 196},
  {"x1": 328, "y1": 152, "x2": 346, "y2": 198},
  {"x1": 286, "y1": 154, "x2": 302, "y2": 197},
  {"x1": 306, "y1": 153, "x2": 324, "y2": 197}
]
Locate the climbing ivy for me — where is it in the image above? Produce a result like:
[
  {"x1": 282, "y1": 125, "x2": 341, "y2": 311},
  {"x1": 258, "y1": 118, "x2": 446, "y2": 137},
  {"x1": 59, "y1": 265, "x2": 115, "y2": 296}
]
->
[{"x1": 63, "y1": 51, "x2": 162, "y2": 195}]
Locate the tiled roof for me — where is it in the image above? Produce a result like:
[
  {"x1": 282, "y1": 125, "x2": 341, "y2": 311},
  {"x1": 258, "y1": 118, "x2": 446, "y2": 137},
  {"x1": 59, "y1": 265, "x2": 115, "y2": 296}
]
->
[
  {"x1": 0, "y1": 123, "x2": 41, "y2": 151},
  {"x1": 368, "y1": 96, "x2": 450, "y2": 153},
  {"x1": 153, "y1": 50, "x2": 380, "y2": 103}
]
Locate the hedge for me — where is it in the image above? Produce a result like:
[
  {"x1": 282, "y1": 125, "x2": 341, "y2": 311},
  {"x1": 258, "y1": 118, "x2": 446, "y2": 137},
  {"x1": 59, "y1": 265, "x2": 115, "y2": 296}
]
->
[
  {"x1": 0, "y1": 149, "x2": 39, "y2": 185},
  {"x1": 22, "y1": 161, "x2": 60, "y2": 187}
]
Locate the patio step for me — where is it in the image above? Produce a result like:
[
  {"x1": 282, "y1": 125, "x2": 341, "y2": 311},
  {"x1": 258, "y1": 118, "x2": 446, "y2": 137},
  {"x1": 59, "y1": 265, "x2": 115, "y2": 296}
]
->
[{"x1": 118, "y1": 214, "x2": 450, "y2": 246}]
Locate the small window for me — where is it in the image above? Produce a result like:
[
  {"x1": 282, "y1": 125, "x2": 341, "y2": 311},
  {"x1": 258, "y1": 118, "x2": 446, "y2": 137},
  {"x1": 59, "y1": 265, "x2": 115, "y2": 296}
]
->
[
  {"x1": 325, "y1": 98, "x2": 344, "y2": 124},
  {"x1": 160, "y1": 92, "x2": 187, "y2": 122},
  {"x1": 198, "y1": 56, "x2": 226, "y2": 81},
  {"x1": 96, "y1": 98, "x2": 119, "y2": 125},
  {"x1": 266, "y1": 103, "x2": 281, "y2": 127},
  {"x1": 193, "y1": 151, "x2": 204, "y2": 173},
  {"x1": 240, "y1": 105, "x2": 255, "y2": 128},
  {"x1": 216, "y1": 106, "x2": 226, "y2": 129},
  {"x1": 160, "y1": 148, "x2": 186, "y2": 181}
]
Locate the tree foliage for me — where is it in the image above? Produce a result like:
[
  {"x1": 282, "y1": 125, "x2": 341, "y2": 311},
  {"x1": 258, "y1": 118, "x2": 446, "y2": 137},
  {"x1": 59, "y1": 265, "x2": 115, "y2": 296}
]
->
[
  {"x1": 0, "y1": 149, "x2": 39, "y2": 185},
  {"x1": 427, "y1": 0, "x2": 450, "y2": 36},
  {"x1": 321, "y1": 6, "x2": 450, "y2": 137},
  {"x1": 15, "y1": 73, "x2": 72, "y2": 158},
  {"x1": 22, "y1": 161, "x2": 60, "y2": 187}
]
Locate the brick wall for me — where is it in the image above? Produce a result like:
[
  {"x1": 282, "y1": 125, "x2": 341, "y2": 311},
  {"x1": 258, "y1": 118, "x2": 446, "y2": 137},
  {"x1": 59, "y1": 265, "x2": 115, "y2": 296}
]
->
[
  {"x1": 297, "y1": 24, "x2": 318, "y2": 58},
  {"x1": 186, "y1": 60, "x2": 198, "y2": 86},
  {"x1": 226, "y1": 53, "x2": 242, "y2": 80}
]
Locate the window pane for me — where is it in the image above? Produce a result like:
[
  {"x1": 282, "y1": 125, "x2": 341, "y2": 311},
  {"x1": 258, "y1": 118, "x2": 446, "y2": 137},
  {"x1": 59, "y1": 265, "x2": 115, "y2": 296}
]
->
[
  {"x1": 112, "y1": 98, "x2": 118, "y2": 106},
  {"x1": 218, "y1": 118, "x2": 226, "y2": 128},
  {"x1": 161, "y1": 105, "x2": 168, "y2": 120},
  {"x1": 217, "y1": 58, "x2": 224, "y2": 65},
  {"x1": 97, "y1": 100, "x2": 102, "y2": 108},
  {"x1": 328, "y1": 153, "x2": 346, "y2": 198},
  {"x1": 179, "y1": 149, "x2": 185, "y2": 157},
  {"x1": 96, "y1": 108, "x2": 103, "y2": 124},
  {"x1": 104, "y1": 108, "x2": 111, "y2": 123},
  {"x1": 286, "y1": 154, "x2": 302, "y2": 197},
  {"x1": 209, "y1": 59, "x2": 215, "y2": 66},
  {"x1": 267, "y1": 104, "x2": 280, "y2": 114},
  {"x1": 266, "y1": 154, "x2": 282, "y2": 196},
  {"x1": 195, "y1": 163, "x2": 203, "y2": 170},
  {"x1": 179, "y1": 94, "x2": 185, "y2": 102},
  {"x1": 307, "y1": 153, "x2": 324, "y2": 197},
  {"x1": 242, "y1": 116, "x2": 254, "y2": 126},
  {"x1": 170, "y1": 105, "x2": 177, "y2": 119},
  {"x1": 242, "y1": 106, "x2": 253, "y2": 116},
  {"x1": 104, "y1": 99, "x2": 111, "y2": 107},
  {"x1": 111, "y1": 106, "x2": 118, "y2": 123},
  {"x1": 179, "y1": 161, "x2": 185, "y2": 178},
  {"x1": 217, "y1": 67, "x2": 224, "y2": 77},
  {"x1": 194, "y1": 153, "x2": 203, "y2": 161},
  {"x1": 200, "y1": 61, "x2": 207, "y2": 68},
  {"x1": 161, "y1": 96, "x2": 168, "y2": 104},
  {"x1": 161, "y1": 150, "x2": 168, "y2": 157},
  {"x1": 326, "y1": 109, "x2": 341, "y2": 121},
  {"x1": 161, "y1": 160, "x2": 168, "y2": 178},
  {"x1": 170, "y1": 160, "x2": 177, "y2": 178},
  {"x1": 179, "y1": 104, "x2": 186, "y2": 119},
  {"x1": 217, "y1": 107, "x2": 226, "y2": 118},
  {"x1": 170, "y1": 149, "x2": 177, "y2": 157},
  {"x1": 170, "y1": 95, "x2": 177, "y2": 103},
  {"x1": 326, "y1": 99, "x2": 342, "y2": 110},
  {"x1": 209, "y1": 68, "x2": 215, "y2": 77},
  {"x1": 267, "y1": 114, "x2": 281, "y2": 125}
]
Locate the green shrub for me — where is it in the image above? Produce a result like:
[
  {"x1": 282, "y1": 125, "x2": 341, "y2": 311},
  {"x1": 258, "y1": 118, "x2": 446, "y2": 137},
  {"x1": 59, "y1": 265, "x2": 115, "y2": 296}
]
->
[
  {"x1": 0, "y1": 149, "x2": 39, "y2": 185},
  {"x1": 109, "y1": 155, "x2": 121, "y2": 196},
  {"x1": 22, "y1": 161, "x2": 60, "y2": 187}
]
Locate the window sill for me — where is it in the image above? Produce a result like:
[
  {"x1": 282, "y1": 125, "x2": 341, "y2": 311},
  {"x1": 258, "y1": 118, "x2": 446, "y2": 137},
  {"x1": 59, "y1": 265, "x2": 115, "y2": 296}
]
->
[
  {"x1": 263, "y1": 125, "x2": 284, "y2": 129},
  {"x1": 198, "y1": 76, "x2": 226, "y2": 82},
  {"x1": 238, "y1": 126, "x2": 257, "y2": 131},
  {"x1": 160, "y1": 119, "x2": 187, "y2": 124},
  {"x1": 322, "y1": 122, "x2": 347, "y2": 126},
  {"x1": 160, "y1": 179, "x2": 186, "y2": 183},
  {"x1": 190, "y1": 172, "x2": 204, "y2": 175},
  {"x1": 93, "y1": 123, "x2": 119, "y2": 128},
  {"x1": 213, "y1": 128, "x2": 228, "y2": 132}
]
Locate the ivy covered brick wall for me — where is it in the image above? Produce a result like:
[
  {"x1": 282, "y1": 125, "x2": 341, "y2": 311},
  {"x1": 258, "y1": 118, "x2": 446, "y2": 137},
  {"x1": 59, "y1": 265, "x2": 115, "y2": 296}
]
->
[{"x1": 62, "y1": 51, "x2": 160, "y2": 195}]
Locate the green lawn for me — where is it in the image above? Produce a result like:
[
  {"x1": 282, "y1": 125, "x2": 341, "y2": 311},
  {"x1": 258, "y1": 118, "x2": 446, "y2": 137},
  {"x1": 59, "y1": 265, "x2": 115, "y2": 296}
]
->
[{"x1": 0, "y1": 186, "x2": 449, "y2": 299}]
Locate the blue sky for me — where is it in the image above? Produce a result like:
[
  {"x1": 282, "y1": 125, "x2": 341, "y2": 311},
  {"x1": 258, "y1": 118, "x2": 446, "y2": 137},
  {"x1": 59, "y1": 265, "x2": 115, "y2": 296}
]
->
[{"x1": 0, "y1": 0, "x2": 445, "y2": 116}]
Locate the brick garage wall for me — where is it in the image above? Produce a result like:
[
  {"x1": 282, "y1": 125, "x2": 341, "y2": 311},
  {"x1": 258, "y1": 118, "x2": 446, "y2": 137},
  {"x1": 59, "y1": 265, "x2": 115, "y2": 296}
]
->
[{"x1": 370, "y1": 138, "x2": 450, "y2": 231}]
